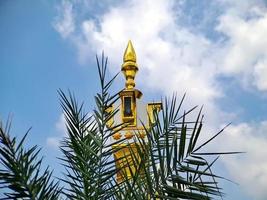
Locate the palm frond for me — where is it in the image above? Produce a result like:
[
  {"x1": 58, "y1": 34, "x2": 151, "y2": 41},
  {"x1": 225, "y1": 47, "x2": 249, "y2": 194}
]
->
[
  {"x1": 119, "y1": 95, "x2": 241, "y2": 200},
  {"x1": 59, "y1": 54, "x2": 128, "y2": 199},
  {"x1": 0, "y1": 119, "x2": 61, "y2": 200}
]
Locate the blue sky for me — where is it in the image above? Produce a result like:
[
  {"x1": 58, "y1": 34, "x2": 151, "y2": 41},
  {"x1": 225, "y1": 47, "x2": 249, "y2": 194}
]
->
[
  {"x1": 1, "y1": 0, "x2": 267, "y2": 199},
  {"x1": 0, "y1": 0, "x2": 99, "y2": 184}
]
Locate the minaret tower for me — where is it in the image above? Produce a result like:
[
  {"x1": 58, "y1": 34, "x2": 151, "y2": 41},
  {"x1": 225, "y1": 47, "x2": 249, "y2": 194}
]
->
[
  {"x1": 120, "y1": 40, "x2": 142, "y2": 126},
  {"x1": 111, "y1": 40, "x2": 162, "y2": 183}
]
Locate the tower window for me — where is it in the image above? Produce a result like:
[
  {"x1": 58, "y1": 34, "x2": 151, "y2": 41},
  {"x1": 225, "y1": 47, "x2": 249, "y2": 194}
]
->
[{"x1": 124, "y1": 97, "x2": 132, "y2": 117}]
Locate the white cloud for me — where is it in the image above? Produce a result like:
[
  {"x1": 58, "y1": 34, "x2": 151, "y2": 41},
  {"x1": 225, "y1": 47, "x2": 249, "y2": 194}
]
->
[
  {"x1": 53, "y1": 0, "x2": 75, "y2": 39},
  {"x1": 219, "y1": 121, "x2": 267, "y2": 200},
  {"x1": 67, "y1": 0, "x2": 224, "y2": 124},
  {"x1": 46, "y1": 114, "x2": 67, "y2": 149},
  {"x1": 53, "y1": 0, "x2": 267, "y2": 198},
  {"x1": 55, "y1": 113, "x2": 67, "y2": 133},
  {"x1": 254, "y1": 58, "x2": 267, "y2": 90},
  {"x1": 216, "y1": 1, "x2": 267, "y2": 91},
  {"x1": 46, "y1": 137, "x2": 61, "y2": 148}
]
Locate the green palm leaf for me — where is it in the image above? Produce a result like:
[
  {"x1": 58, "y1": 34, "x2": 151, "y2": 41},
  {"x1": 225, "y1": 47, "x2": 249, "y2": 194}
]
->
[{"x1": 0, "y1": 119, "x2": 61, "y2": 199}]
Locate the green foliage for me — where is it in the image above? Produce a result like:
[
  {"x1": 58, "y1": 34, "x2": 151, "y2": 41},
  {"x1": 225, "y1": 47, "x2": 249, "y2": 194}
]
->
[
  {"x1": 0, "y1": 54, "x2": 240, "y2": 199},
  {"x1": 57, "y1": 55, "x2": 123, "y2": 199},
  {"x1": 0, "y1": 119, "x2": 61, "y2": 199},
  {"x1": 120, "y1": 98, "x2": 236, "y2": 200}
]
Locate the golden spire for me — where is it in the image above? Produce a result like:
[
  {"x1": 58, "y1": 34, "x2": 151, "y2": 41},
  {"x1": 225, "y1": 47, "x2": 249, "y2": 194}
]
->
[
  {"x1": 123, "y1": 40, "x2": 136, "y2": 63},
  {"x1": 121, "y1": 40, "x2": 138, "y2": 89}
]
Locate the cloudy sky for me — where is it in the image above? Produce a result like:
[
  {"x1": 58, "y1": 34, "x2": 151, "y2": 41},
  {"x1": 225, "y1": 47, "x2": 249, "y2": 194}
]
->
[{"x1": 1, "y1": 0, "x2": 267, "y2": 199}]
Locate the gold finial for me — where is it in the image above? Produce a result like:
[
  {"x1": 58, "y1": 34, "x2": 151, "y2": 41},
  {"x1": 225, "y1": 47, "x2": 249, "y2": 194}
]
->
[
  {"x1": 122, "y1": 40, "x2": 138, "y2": 89},
  {"x1": 123, "y1": 40, "x2": 136, "y2": 62}
]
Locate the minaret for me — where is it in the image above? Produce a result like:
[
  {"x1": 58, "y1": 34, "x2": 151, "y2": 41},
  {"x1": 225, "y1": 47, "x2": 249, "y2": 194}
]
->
[
  {"x1": 111, "y1": 40, "x2": 162, "y2": 183},
  {"x1": 119, "y1": 41, "x2": 142, "y2": 127}
]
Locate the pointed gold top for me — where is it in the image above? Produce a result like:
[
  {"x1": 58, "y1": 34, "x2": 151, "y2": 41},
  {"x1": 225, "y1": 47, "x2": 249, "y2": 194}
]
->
[
  {"x1": 121, "y1": 40, "x2": 138, "y2": 89},
  {"x1": 123, "y1": 40, "x2": 136, "y2": 63}
]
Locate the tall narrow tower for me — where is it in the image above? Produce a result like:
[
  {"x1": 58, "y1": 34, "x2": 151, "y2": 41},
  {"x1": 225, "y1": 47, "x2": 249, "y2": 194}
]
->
[{"x1": 111, "y1": 41, "x2": 162, "y2": 183}]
